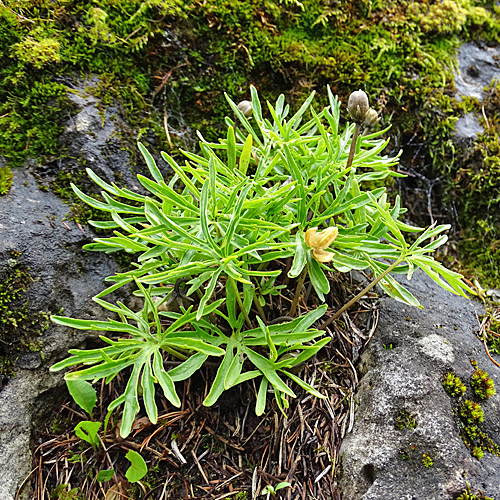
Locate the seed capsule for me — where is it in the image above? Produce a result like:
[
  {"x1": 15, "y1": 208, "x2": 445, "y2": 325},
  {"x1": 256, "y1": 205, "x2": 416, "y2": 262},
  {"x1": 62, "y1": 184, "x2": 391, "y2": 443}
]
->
[
  {"x1": 237, "y1": 100, "x2": 252, "y2": 118},
  {"x1": 348, "y1": 90, "x2": 369, "y2": 124}
]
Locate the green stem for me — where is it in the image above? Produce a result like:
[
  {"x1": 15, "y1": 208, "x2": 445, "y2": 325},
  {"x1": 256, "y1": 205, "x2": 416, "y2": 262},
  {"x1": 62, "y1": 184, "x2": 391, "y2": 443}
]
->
[
  {"x1": 289, "y1": 264, "x2": 308, "y2": 317},
  {"x1": 319, "y1": 258, "x2": 403, "y2": 330},
  {"x1": 346, "y1": 123, "x2": 360, "y2": 171},
  {"x1": 253, "y1": 294, "x2": 267, "y2": 323},
  {"x1": 229, "y1": 277, "x2": 253, "y2": 329},
  {"x1": 161, "y1": 346, "x2": 188, "y2": 361}
]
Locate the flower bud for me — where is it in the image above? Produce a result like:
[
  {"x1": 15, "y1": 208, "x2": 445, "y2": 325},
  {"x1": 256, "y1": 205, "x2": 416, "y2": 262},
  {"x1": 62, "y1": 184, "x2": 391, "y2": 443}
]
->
[
  {"x1": 237, "y1": 100, "x2": 252, "y2": 118},
  {"x1": 363, "y1": 108, "x2": 379, "y2": 128},
  {"x1": 348, "y1": 90, "x2": 369, "y2": 124}
]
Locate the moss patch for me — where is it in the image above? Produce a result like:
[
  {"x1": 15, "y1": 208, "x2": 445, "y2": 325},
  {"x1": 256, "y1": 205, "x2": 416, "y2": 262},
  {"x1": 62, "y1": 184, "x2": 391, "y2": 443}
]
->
[
  {"x1": 0, "y1": 252, "x2": 49, "y2": 378},
  {"x1": 442, "y1": 363, "x2": 500, "y2": 461},
  {"x1": 0, "y1": 166, "x2": 13, "y2": 195}
]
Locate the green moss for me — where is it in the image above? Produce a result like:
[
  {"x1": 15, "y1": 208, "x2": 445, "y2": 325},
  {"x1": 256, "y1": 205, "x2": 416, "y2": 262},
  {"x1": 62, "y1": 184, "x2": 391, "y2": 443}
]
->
[
  {"x1": 458, "y1": 400, "x2": 500, "y2": 460},
  {"x1": 457, "y1": 482, "x2": 495, "y2": 500},
  {"x1": 49, "y1": 484, "x2": 84, "y2": 500},
  {"x1": 470, "y1": 367, "x2": 496, "y2": 400},
  {"x1": 0, "y1": 254, "x2": 49, "y2": 377},
  {"x1": 394, "y1": 410, "x2": 418, "y2": 431},
  {"x1": 460, "y1": 400, "x2": 484, "y2": 423},
  {"x1": 442, "y1": 372, "x2": 467, "y2": 397},
  {"x1": 0, "y1": 166, "x2": 13, "y2": 195},
  {"x1": 421, "y1": 453, "x2": 433, "y2": 468},
  {"x1": 442, "y1": 368, "x2": 500, "y2": 461},
  {"x1": 435, "y1": 81, "x2": 500, "y2": 288}
]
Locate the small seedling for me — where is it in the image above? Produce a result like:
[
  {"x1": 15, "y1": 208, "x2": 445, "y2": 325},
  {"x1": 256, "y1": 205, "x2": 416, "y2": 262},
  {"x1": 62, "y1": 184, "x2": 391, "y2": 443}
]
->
[
  {"x1": 261, "y1": 481, "x2": 291, "y2": 496},
  {"x1": 125, "y1": 450, "x2": 148, "y2": 483},
  {"x1": 74, "y1": 421, "x2": 101, "y2": 448}
]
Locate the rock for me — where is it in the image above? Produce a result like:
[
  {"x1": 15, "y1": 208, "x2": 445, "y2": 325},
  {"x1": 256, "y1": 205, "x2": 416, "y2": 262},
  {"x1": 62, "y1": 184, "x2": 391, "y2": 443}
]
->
[
  {"x1": 454, "y1": 42, "x2": 500, "y2": 100},
  {"x1": 453, "y1": 113, "x2": 484, "y2": 142},
  {"x1": 0, "y1": 75, "x2": 176, "y2": 500},
  {"x1": 339, "y1": 271, "x2": 500, "y2": 499},
  {"x1": 61, "y1": 78, "x2": 142, "y2": 190},
  {"x1": 452, "y1": 42, "x2": 499, "y2": 145},
  {"x1": 0, "y1": 167, "x2": 119, "y2": 499}
]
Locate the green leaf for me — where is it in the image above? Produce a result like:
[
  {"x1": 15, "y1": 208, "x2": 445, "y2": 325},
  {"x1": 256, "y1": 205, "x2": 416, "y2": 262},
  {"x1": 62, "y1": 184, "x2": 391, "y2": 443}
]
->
[
  {"x1": 96, "y1": 470, "x2": 114, "y2": 483},
  {"x1": 197, "y1": 268, "x2": 223, "y2": 320},
  {"x1": 138, "y1": 142, "x2": 164, "y2": 183},
  {"x1": 66, "y1": 379, "x2": 97, "y2": 416},
  {"x1": 243, "y1": 347, "x2": 296, "y2": 398},
  {"x1": 293, "y1": 304, "x2": 327, "y2": 332},
  {"x1": 275, "y1": 482, "x2": 292, "y2": 491},
  {"x1": 307, "y1": 254, "x2": 330, "y2": 301},
  {"x1": 283, "y1": 370, "x2": 326, "y2": 399},
  {"x1": 256, "y1": 315, "x2": 277, "y2": 362},
  {"x1": 125, "y1": 450, "x2": 148, "y2": 483},
  {"x1": 256, "y1": 377, "x2": 268, "y2": 416},
  {"x1": 119, "y1": 361, "x2": 143, "y2": 438},
  {"x1": 168, "y1": 352, "x2": 208, "y2": 382},
  {"x1": 141, "y1": 361, "x2": 158, "y2": 424},
  {"x1": 75, "y1": 421, "x2": 101, "y2": 447},
  {"x1": 239, "y1": 134, "x2": 253, "y2": 175},
  {"x1": 224, "y1": 347, "x2": 244, "y2": 389},
  {"x1": 162, "y1": 337, "x2": 225, "y2": 356},
  {"x1": 152, "y1": 351, "x2": 181, "y2": 407},
  {"x1": 204, "y1": 348, "x2": 235, "y2": 406},
  {"x1": 289, "y1": 233, "x2": 307, "y2": 278},
  {"x1": 227, "y1": 126, "x2": 236, "y2": 171}
]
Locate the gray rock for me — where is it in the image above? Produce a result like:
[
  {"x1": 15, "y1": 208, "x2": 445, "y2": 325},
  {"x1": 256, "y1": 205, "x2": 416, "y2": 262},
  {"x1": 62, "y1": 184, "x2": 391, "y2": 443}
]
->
[
  {"x1": 453, "y1": 113, "x2": 484, "y2": 142},
  {"x1": 0, "y1": 168, "x2": 119, "y2": 499},
  {"x1": 339, "y1": 271, "x2": 500, "y2": 499},
  {"x1": 62, "y1": 79, "x2": 142, "y2": 190},
  {"x1": 0, "y1": 75, "x2": 171, "y2": 500},
  {"x1": 455, "y1": 42, "x2": 500, "y2": 100}
]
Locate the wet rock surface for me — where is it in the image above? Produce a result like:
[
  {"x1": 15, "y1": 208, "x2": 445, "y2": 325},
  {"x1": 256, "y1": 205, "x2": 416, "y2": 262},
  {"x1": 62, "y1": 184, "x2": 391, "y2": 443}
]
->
[
  {"x1": 0, "y1": 168, "x2": 120, "y2": 500},
  {"x1": 339, "y1": 272, "x2": 500, "y2": 500},
  {"x1": 0, "y1": 84, "x2": 137, "y2": 498}
]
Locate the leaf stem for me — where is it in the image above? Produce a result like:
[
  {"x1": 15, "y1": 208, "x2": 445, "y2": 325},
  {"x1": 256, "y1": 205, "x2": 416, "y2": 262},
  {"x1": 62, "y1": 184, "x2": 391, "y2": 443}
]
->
[
  {"x1": 253, "y1": 294, "x2": 267, "y2": 323},
  {"x1": 289, "y1": 264, "x2": 308, "y2": 317},
  {"x1": 346, "y1": 123, "x2": 360, "y2": 170},
  {"x1": 319, "y1": 258, "x2": 403, "y2": 330},
  {"x1": 229, "y1": 277, "x2": 253, "y2": 329}
]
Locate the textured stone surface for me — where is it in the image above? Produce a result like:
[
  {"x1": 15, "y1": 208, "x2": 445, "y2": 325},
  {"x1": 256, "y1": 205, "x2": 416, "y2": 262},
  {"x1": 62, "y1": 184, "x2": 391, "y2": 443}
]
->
[
  {"x1": 339, "y1": 272, "x2": 500, "y2": 500},
  {"x1": 0, "y1": 77, "x2": 178, "y2": 500},
  {"x1": 453, "y1": 112, "x2": 484, "y2": 142},
  {"x1": 0, "y1": 90, "x2": 130, "y2": 499},
  {"x1": 455, "y1": 42, "x2": 500, "y2": 100}
]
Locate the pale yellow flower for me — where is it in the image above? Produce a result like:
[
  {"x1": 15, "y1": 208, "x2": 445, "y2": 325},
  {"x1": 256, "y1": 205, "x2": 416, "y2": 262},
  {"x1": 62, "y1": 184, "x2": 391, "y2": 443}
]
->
[{"x1": 305, "y1": 226, "x2": 338, "y2": 263}]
